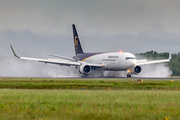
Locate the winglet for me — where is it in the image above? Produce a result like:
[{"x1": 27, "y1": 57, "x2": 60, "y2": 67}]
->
[
  {"x1": 169, "y1": 49, "x2": 171, "y2": 60},
  {"x1": 10, "y1": 45, "x2": 20, "y2": 58}
]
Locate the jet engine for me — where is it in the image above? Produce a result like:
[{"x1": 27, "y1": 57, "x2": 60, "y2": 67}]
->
[
  {"x1": 79, "y1": 64, "x2": 91, "y2": 74},
  {"x1": 133, "y1": 66, "x2": 141, "y2": 74}
]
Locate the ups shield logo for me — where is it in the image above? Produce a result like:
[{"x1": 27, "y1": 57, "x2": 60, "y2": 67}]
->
[{"x1": 74, "y1": 36, "x2": 78, "y2": 46}]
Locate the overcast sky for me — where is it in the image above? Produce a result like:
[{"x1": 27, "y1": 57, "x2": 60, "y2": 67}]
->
[{"x1": 1, "y1": 0, "x2": 180, "y2": 58}]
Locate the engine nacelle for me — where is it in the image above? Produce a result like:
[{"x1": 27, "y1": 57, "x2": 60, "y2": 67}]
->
[
  {"x1": 133, "y1": 66, "x2": 141, "y2": 74},
  {"x1": 79, "y1": 64, "x2": 91, "y2": 74}
]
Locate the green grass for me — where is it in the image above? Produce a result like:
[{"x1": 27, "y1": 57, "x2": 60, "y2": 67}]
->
[
  {"x1": 0, "y1": 89, "x2": 179, "y2": 120},
  {"x1": 169, "y1": 76, "x2": 180, "y2": 78},
  {"x1": 0, "y1": 77, "x2": 180, "y2": 90},
  {"x1": 0, "y1": 77, "x2": 180, "y2": 119}
]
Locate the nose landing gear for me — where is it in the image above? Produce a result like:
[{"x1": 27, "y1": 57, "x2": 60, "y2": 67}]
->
[
  {"x1": 127, "y1": 69, "x2": 132, "y2": 78},
  {"x1": 127, "y1": 73, "x2": 131, "y2": 78}
]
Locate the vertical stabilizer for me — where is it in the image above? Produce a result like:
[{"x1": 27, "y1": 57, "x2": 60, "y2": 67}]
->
[{"x1": 72, "y1": 24, "x2": 84, "y2": 55}]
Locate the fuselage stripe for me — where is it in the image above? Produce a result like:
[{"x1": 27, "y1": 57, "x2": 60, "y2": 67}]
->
[{"x1": 81, "y1": 53, "x2": 103, "y2": 61}]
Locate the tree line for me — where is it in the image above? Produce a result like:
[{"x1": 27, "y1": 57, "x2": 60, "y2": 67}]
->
[{"x1": 136, "y1": 51, "x2": 180, "y2": 76}]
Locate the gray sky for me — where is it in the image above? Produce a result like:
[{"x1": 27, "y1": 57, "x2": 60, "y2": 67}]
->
[{"x1": 1, "y1": 0, "x2": 180, "y2": 58}]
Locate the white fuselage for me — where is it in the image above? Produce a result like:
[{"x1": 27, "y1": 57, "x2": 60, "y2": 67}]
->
[{"x1": 82, "y1": 52, "x2": 137, "y2": 71}]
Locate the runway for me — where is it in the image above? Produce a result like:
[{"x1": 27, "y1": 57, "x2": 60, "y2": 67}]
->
[
  {"x1": 41, "y1": 76, "x2": 180, "y2": 79},
  {"x1": 1, "y1": 76, "x2": 180, "y2": 80}
]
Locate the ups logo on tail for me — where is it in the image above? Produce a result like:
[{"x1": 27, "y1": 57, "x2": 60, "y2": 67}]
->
[{"x1": 74, "y1": 36, "x2": 79, "y2": 46}]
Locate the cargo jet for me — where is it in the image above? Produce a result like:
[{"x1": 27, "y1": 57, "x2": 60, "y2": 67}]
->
[{"x1": 10, "y1": 24, "x2": 171, "y2": 77}]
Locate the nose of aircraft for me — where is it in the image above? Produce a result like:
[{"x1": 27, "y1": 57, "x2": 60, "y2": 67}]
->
[
  {"x1": 130, "y1": 59, "x2": 137, "y2": 68},
  {"x1": 125, "y1": 53, "x2": 137, "y2": 68},
  {"x1": 133, "y1": 59, "x2": 137, "y2": 66}
]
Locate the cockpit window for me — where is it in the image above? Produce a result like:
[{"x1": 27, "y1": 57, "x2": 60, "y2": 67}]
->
[{"x1": 126, "y1": 57, "x2": 136, "y2": 60}]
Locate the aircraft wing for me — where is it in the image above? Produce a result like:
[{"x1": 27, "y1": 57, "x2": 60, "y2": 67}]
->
[
  {"x1": 137, "y1": 59, "x2": 147, "y2": 63},
  {"x1": 10, "y1": 45, "x2": 103, "y2": 67},
  {"x1": 45, "y1": 53, "x2": 76, "y2": 61},
  {"x1": 137, "y1": 51, "x2": 171, "y2": 66},
  {"x1": 137, "y1": 59, "x2": 170, "y2": 66}
]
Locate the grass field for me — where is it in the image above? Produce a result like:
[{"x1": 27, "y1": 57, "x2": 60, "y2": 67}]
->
[
  {"x1": 0, "y1": 77, "x2": 180, "y2": 120},
  {"x1": 0, "y1": 77, "x2": 180, "y2": 90}
]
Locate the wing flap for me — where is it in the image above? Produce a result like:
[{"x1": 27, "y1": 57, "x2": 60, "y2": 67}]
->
[
  {"x1": 87, "y1": 63, "x2": 103, "y2": 67},
  {"x1": 20, "y1": 56, "x2": 102, "y2": 67},
  {"x1": 45, "y1": 53, "x2": 75, "y2": 61},
  {"x1": 20, "y1": 57, "x2": 81, "y2": 66}
]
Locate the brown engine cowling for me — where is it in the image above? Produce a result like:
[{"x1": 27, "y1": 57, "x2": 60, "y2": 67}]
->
[
  {"x1": 133, "y1": 66, "x2": 141, "y2": 74},
  {"x1": 79, "y1": 64, "x2": 91, "y2": 74}
]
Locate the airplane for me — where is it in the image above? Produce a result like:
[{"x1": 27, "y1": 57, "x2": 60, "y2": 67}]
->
[{"x1": 10, "y1": 24, "x2": 171, "y2": 77}]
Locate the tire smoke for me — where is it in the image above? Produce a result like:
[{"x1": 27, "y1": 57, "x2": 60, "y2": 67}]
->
[
  {"x1": 0, "y1": 56, "x2": 80, "y2": 77},
  {"x1": 0, "y1": 55, "x2": 172, "y2": 78},
  {"x1": 135, "y1": 63, "x2": 172, "y2": 77},
  {"x1": 103, "y1": 63, "x2": 172, "y2": 78}
]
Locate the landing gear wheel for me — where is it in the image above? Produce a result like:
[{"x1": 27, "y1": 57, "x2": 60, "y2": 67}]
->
[{"x1": 127, "y1": 74, "x2": 131, "y2": 78}]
